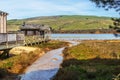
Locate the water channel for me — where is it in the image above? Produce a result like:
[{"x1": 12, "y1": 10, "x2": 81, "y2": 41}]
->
[{"x1": 51, "y1": 33, "x2": 120, "y2": 40}]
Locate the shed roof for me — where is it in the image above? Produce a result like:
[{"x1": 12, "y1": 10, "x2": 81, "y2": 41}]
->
[{"x1": 20, "y1": 23, "x2": 51, "y2": 31}]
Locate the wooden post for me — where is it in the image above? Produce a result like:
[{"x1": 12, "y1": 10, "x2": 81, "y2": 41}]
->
[
  {"x1": 3, "y1": 14, "x2": 7, "y2": 33},
  {"x1": 6, "y1": 49, "x2": 10, "y2": 58},
  {"x1": 6, "y1": 33, "x2": 8, "y2": 48},
  {"x1": 0, "y1": 13, "x2": 4, "y2": 33},
  {"x1": 0, "y1": 12, "x2": 7, "y2": 33},
  {"x1": 16, "y1": 33, "x2": 18, "y2": 45},
  {"x1": 0, "y1": 49, "x2": 10, "y2": 58}
]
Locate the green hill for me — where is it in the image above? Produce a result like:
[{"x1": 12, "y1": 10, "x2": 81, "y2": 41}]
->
[{"x1": 7, "y1": 15, "x2": 113, "y2": 32}]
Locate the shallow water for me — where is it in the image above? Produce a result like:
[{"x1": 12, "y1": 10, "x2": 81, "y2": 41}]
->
[
  {"x1": 51, "y1": 34, "x2": 120, "y2": 40},
  {"x1": 21, "y1": 41, "x2": 79, "y2": 80},
  {"x1": 21, "y1": 48, "x2": 65, "y2": 80}
]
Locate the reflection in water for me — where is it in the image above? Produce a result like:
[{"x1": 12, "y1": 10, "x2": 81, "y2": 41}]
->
[{"x1": 114, "y1": 33, "x2": 120, "y2": 37}]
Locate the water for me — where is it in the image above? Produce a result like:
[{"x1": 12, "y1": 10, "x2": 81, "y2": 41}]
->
[
  {"x1": 21, "y1": 48, "x2": 65, "y2": 80},
  {"x1": 51, "y1": 34, "x2": 120, "y2": 40},
  {"x1": 21, "y1": 41, "x2": 79, "y2": 80}
]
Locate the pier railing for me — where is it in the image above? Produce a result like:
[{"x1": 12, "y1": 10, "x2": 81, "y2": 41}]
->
[
  {"x1": 0, "y1": 33, "x2": 24, "y2": 50},
  {"x1": 24, "y1": 34, "x2": 50, "y2": 45}
]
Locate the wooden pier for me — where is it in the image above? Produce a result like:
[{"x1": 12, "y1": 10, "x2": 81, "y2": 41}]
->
[
  {"x1": 0, "y1": 10, "x2": 51, "y2": 58},
  {"x1": 0, "y1": 33, "x2": 24, "y2": 58}
]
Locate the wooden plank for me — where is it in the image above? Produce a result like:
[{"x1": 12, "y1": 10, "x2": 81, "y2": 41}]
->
[
  {"x1": 17, "y1": 33, "x2": 25, "y2": 41},
  {"x1": 0, "y1": 34, "x2": 6, "y2": 43},
  {"x1": 8, "y1": 34, "x2": 16, "y2": 41},
  {"x1": 0, "y1": 33, "x2": 24, "y2": 50},
  {"x1": 0, "y1": 33, "x2": 25, "y2": 42}
]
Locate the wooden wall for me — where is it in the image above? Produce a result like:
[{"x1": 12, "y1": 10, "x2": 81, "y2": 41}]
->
[{"x1": 0, "y1": 33, "x2": 24, "y2": 44}]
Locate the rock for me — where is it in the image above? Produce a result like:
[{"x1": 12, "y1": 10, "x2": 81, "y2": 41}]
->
[{"x1": 9, "y1": 46, "x2": 42, "y2": 55}]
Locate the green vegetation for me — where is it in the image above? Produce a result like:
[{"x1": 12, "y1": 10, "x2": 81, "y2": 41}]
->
[
  {"x1": 7, "y1": 15, "x2": 113, "y2": 31},
  {"x1": 0, "y1": 40, "x2": 68, "y2": 80},
  {"x1": 33, "y1": 40, "x2": 68, "y2": 52},
  {"x1": 54, "y1": 40, "x2": 120, "y2": 80},
  {"x1": 7, "y1": 19, "x2": 24, "y2": 31}
]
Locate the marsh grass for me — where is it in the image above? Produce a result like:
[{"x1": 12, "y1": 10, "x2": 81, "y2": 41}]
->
[
  {"x1": 0, "y1": 51, "x2": 40, "y2": 80},
  {"x1": 54, "y1": 40, "x2": 120, "y2": 80},
  {"x1": 33, "y1": 40, "x2": 68, "y2": 52},
  {"x1": 0, "y1": 40, "x2": 68, "y2": 80}
]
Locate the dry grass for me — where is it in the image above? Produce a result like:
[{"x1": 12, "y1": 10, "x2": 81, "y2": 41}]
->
[
  {"x1": 9, "y1": 46, "x2": 43, "y2": 55},
  {"x1": 54, "y1": 40, "x2": 120, "y2": 80},
  {"x1": 33, "y1": 40, "x2": 69, "y2": 52},
  {"x1": 0, "y1": 48, "x2": 43, "y2": 80},
  {"x1": 0, "y1": 40, "x2": 68, "y2": 80}
]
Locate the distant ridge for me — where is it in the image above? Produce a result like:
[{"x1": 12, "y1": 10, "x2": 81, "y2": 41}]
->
[
  {"x1": 24, "y1": 15, "x2": 111, "y2": 20},
  {"x1": 7, "y1": 15, "x2": 113, "y2": 32}
]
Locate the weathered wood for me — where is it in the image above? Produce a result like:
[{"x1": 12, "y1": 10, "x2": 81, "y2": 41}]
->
[
  {"x1": 0, "y1": 33, "x2": 24, "y2": 51},
  {"x1": 0, "y1": 33, "x2": 24, "y2": 44},
  {"x1": 0, "y1": 11, "x2": 8, "y2": 33},
  {"x1": 0, "y1": 49, "x2": 10, "y2": 59},
  {"x1": 0, "y1": 34, "x2": 6, "y2": 43},
  {"x1": 0, "y1": 11, "x2": 50, "y2": 58}
]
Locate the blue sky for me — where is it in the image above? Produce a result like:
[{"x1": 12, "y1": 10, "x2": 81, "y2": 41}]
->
[{"x1": 0, "y1": 0, "x2": 119, "y2": 19}]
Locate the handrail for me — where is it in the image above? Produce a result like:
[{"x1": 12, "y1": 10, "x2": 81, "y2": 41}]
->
[{"x1": 0, "y1": 33, "x2": 24, "y2": 50}]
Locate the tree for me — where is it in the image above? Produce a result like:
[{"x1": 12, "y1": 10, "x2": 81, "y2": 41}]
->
[
  {"x1": 90, "y1": 0, "x2": 120, "y2": 14},
  {"x1": 90, "y1": 0, "x2": 120, "y2": 31}
]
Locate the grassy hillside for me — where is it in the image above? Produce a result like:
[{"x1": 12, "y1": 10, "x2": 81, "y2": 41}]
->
[{"x1": 7, "y1": 15, "x2": 113, "y2": 32}]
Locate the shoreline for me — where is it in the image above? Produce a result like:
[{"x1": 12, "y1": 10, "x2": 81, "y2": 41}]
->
[
  {"x1": 20, "y1": 40, "x2": 79, "y2": 80},
  {"x1": 52, "y1": 29, "x2": 119, "y2": 34},
  {"x1": 1, "y1": 40, "x2": 120, "y2": 80}
]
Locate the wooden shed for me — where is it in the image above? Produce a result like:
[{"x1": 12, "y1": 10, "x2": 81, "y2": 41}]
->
[
  {"x1": 20, "y1": 23, "x2": 51, "y2": 45},
  {"x1": 20, "y1": 23, "x2": 51, "y2": 35}
]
